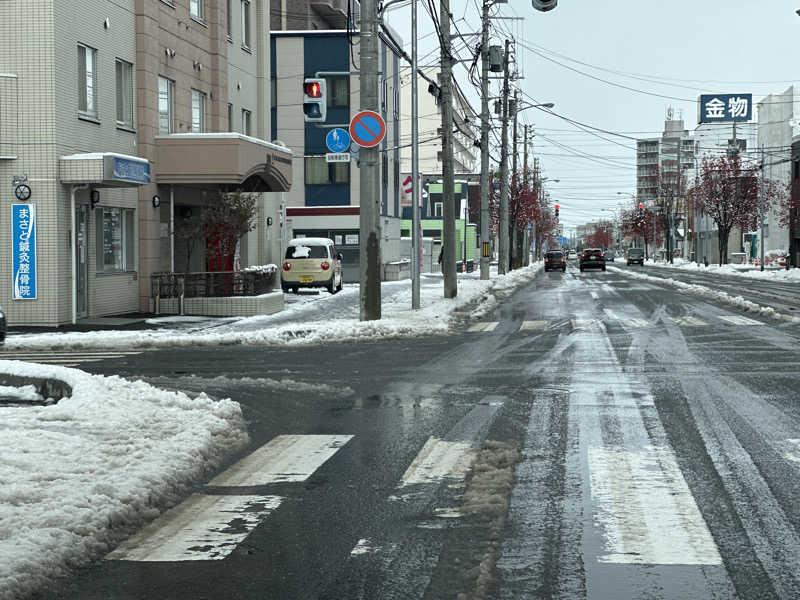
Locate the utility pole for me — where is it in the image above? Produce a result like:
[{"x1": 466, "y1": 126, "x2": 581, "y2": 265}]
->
[
  {"x1": 523, "y1": 124, "x2": 529, "y2": 265},
  {"x1": 440, "y1": 0, "x2": 457, "y2": 297},
  {"x1": 478, "y1": 0, "x2": 490, "y2": 280},
  {"x1": 359, "y1": 0, "x2": 381, "y2": 320},
  {"x1": 411, "y1": 0, "x2": 421, "y2": 308},
  {"x1": 498, "y1": 38, "x2": 511, "y2": 275},
  {"x1": 760, "y1": 146, "x2": 766, "y2": 272},
  {"x1": 510, "y1": 90, "x2": 519, "y2": 270}
]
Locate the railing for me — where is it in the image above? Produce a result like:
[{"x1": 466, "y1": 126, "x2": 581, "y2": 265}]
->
[{"x1": 151, "y1": 270, "x2": 277, "y2": 300}]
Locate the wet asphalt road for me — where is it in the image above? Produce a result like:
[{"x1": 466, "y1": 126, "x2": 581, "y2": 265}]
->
[{"x1": 28, "y1": 262, "x2": 800, "y2": 600}]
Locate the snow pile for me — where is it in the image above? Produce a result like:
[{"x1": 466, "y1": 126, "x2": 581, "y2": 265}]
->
[
  {"x1": 0, "y1": 384, "x2": 42, "y2": 403},
  {"x1": 0, "y1": 361, "x2": 248, "y2": 600},
  {"x1": 6, "y1": 263, "x2": 544, "y2": 352},
  {"x1": 240, "y1": 264, "x2": 278, "y2": 275},
  {"x1": 609, "y1": 266, "x2": 800, "y2": 324},
  {"x1": 643, "y1": 259, "x2": 800, "y2": 281}
]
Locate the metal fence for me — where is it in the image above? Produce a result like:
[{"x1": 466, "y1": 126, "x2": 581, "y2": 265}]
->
[{"x1": 151, "y1": 270, "x2": 277, "y2": 299}]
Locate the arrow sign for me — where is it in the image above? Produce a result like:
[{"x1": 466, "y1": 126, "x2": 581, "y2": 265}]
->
[
  {"x1": 326, "y1": 128, "x2": 351, "y2": 153},
  {"x1": 349, "y1": 110, "x2": 386, "y2": 148}
]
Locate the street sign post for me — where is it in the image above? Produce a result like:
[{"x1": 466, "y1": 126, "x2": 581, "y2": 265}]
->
[
  {"x1": 326, "y1": 128, "x2": 351, "y2": 153},
  {"x1": 349, "y1": 110, "x2": 386, "y2": 148}
]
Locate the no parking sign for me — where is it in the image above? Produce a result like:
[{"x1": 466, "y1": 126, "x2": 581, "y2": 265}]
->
[{"x1": 349, "y1": 110, "x2": 386, "y2": 148}]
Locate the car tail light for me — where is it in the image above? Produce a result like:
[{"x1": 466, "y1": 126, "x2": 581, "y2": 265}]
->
[
  {"x1": 561, "y1": 258, "x2": 565, "y2": 263},
  {"x1": 282, "y1": 262, "x2": 291, "y2": 271},
  {"x1": 321, "y1": 261, "x2": 330, "y2": 271},
  {"x1": 544, "y1": 258, "x2": 549, "y2": 263}
]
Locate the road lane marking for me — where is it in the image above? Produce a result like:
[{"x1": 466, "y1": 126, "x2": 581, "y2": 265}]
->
[
  {"x1": 603, "y1": 308, "x2": 619, "y2": 321},
  {"x1": 397, "y1": 437, "x2": 476, "y2": 487},
  {"x1": 718, "y1": 315, "x2": 763, "y2": 326},
  {"x1": 672, "y1": 316, "x2": 707, "y2": 326},
  {"x1": 571, "y1": 319, "x2": 594, "y2": 330},
  {"x1": 519, "y1": 320, "x2": 547, "y2": 331},
  {"x1": 107, "y1": 494, "x2": 282, "y2": 562},
  {"x1": 590, "y1": 291, "x2": 599, "y2": 300},
  {"x1": 588, "y1": 447, "x2": 722, "y2": 565},
  {"x1": 785, "y1": 439, "x2": 800, "y2": 464},
  {"x1": 467, "y1": 322, "x2": 498, "y2": 332},
  {"x1": 208, "y1": 434, "x2": 353, "y2": 487},
  {"x1": 351, "y1": 538, "x2": 380, "y2": 556}
]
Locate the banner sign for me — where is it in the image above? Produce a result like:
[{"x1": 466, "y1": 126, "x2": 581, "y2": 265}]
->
[
  {"x1": 105, "y1": 155, "x2": 150, "y2": 184},
  {"x1": 12, "y1": 203, "x2": 36, "y2": 300},
  {"x1": 698, "y1": 94, "x2": 752, "y2": 123}
]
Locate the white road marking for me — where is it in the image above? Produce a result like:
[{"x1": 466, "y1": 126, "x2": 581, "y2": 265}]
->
[
  {"x1": 718, "y1": 315, "x2": 762, "y2": 326},
  {"x1": 519, "y1": 320, "x2": 547, "y2": 331},
  {"x1": 571, "y1": 319, "x2": 594, "y2": 330},
  {"x1": 208, "y1": 434, "x2": 353, "y2": 487},
  {"x1": 351, "y1": 538, "x2": 380, "y2": 556},
  {"x1": 397, "y1": 437, "x2": 477, "y2": 487},
  {"x1": 590, "y1": 291, "x2": 599, "y2": 300},
  {"x1": 0, "y1": 351, "x2": 142, "y2": 365},
  {"x1": 467, "y1": 322, "x2": 499, "y2": 332},
  {"x1": 588, "y1": 447, "x2": 722, "y2": 565},
  {"x1": 107, "y1": 494, "x2": 281, "y2": 562},
  {"x1": 785, "y1": 439, "x2": 800, "y2": 464},
  {"x1": 603, "y1": 308, "x2": 619, "y2": 321},
  {"x1": 672, "y1": 316, "x2": 707, "y2": 326},
  {"x1": 626, "y1": 318, "x2": 650, "y2": 328}
]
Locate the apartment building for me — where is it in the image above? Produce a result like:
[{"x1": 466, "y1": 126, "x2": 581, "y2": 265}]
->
[{"x1": 0, "y1": 0, "x2": 292, "y2": 326}]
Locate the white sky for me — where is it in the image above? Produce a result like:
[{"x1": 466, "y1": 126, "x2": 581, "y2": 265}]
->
[{"x1": 386, "y1": 1, "x2": 800, "y2": 232}]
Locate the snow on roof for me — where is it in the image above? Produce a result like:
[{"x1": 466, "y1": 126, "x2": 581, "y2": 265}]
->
[
  {"x1": 60, "y1": 152, "x2": 149, "y2": 163},
  {"x1": 288, "y1": 237, "x2": 334, "y2": 246},
  {"x1": 154, "y1": 133, "x2": 293, "y2": 155}
]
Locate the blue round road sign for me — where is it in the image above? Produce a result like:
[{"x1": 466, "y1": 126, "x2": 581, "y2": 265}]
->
[
  {"x1": 326, "y1": 128, "x2": 351, "y2": 153},
  {"x1": 349, "y1": 110, "x2": 386, "y2": 148}
]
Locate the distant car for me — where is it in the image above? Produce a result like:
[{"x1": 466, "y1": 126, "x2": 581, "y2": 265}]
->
[
  {"x1": 568, "y1": 250, "x2": 577, "y2": 259},
  {"x1": 580, "y1": 248, "x2": 606, "y2": 272},
  {"x1": 281, "y1": 237, "x2": 343, "y2": 294},
  {"x1": 544, "y1": 250, "x2": 566, "y2": 272},
  {"x1": 604, "y1": 250, "x2": 615, "y2": 262},
  {"x1": 627, "y1": 248, "x2": 645, "y2": 266}
]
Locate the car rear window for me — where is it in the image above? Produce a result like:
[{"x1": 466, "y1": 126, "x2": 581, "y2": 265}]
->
[
  {"x1": 285, "y1": 244, "x2": 329, "y2": 259},
  {"x1": 546, "y1": 252, "x2": 563, "y2": 259},
  {"x1": 628, "y1": 249, "x2": 644, "y2": 256}
]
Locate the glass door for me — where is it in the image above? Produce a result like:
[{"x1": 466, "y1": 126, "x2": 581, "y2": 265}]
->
[{"x1": 76, "y1": 204, "x2": 89, "y2": 318}]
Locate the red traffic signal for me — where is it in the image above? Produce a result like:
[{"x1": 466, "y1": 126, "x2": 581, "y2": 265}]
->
[
  {"x1": 638, "y1": 202, "x2": 643, "y2": 210},
  {"x1": 305, "y1": 81, "x2": 322, "y2": 98},
  {"x1": 555, "y1": 204, "x2": 559, "y2": 211}
]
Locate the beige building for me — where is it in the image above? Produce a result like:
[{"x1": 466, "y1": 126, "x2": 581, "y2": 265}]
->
[{"x1": 0, "y1": 0, "x2": 292, "y2": 326}]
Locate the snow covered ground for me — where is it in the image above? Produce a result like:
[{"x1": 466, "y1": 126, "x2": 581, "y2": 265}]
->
[
  {"x1": 4, "y1": 264, "x2": 543, "y2": 351},
  {"x1": 641, "y1": 258, "x2": 800, "y2": 282},
  {"x1": 0, "y1": 263, "x2": 542, "y2": 600},
  {"x1": 0, "y1": 362, "x2": 248, "y2": 600}
]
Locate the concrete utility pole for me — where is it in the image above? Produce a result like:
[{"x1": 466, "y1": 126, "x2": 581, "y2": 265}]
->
[
  {"x1": 523, "y1": 124, "x2": 530, "y2": 265},
  {"x1": 498, "y1": 38, "x2": 511, "y2": 275},
  {"x1": 510, "y1": 90, "x2": 519, "y2": 270},
  {"x1": 359, "y1": 0, "x2": 381, "y2": 320},
  {"x1": 411, "y1": 0, "x2": 421, "y2": 308},
  {"x1": 478, "y1": 0, "x2": 491, "y2": 280},
  {"x1": 760, "y1": 146, "x2": 766, "y2": 272},
  {"x1": 440, "y1": 0, "x2": 457, "y2": 298}
]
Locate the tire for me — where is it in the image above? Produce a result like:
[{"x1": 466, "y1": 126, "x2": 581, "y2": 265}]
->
[
  {"x1": 336, "y1": 275, "x2": 343, "y2": 293},
  {"x1": 602, "y1": 265, "x2": 606, "y2": 272},
  {"x1": 580, "y1": 266, "x2": 584, "y2": 272},
  {"x1": 326, "y1": 279, "x2": 335, "y2": 294},
  {"x1": 562, "y1": 267, "x2": 566, "y2": 272},
  {"x1": 292, "y1": 287, "x2": 299, "y2": 294}
]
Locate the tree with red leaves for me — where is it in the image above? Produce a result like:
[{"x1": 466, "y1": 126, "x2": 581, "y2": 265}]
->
[
  {"x1": 585, "y1": 221, "x2": 614, "y2": 249},
  {"x1": 620, "y1": 207, "x2": 666, "y2": 260},
  {"x1": 689, "y1": 154, "x2": 762, "y2": 264}
]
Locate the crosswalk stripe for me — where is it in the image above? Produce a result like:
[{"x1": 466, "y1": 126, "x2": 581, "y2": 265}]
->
[
  {"x1": 672, "y1": 316, "x2": 707, "y2": 326},
  {"x1": 467, "y1": 322, "x2": 498, "y2": 332},
  {"x1": 718, "y1": 315, "x2": 763, "y2": 325},
  {"x1": 106, "y1": 493, "x2": 282, "y2": 562},
  {"x1": 397, "y1": 437, "x2": 476, "y2": 488},
  {"x1": 571, "y1": 319, "x2": 594, "y2": 330},
  {"x1": 519, "y1": 320, "x2": 547, "y2": 331},
  {"x1": 208, "y1": 434, "x2": 353, "y2": 487}
]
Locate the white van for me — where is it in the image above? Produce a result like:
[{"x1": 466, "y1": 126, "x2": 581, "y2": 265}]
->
[{"x1": 281, "y1": 238, "x2": 343, "y2": 294}]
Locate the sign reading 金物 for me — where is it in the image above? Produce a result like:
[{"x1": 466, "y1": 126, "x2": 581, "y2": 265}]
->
[
  {"x1": 12, "y1": 203, "x2": 36, "y2": 300},
  {"x1": 698, "y1": 94, "x2": 752, "y2": 123}
]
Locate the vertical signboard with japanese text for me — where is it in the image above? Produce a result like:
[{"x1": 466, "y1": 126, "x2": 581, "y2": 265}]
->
[
  {"x1": 12, "y1": 203, "x2": 36, "y2": 300},
  {"x1": 698, "y1": 94, "x2": 753, "y2": 123}
]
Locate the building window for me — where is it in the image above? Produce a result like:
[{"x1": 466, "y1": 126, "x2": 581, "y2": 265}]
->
[
  {"x1": 434, "y1": 202, "x2": 443, "y2": 217},
  {"x1": 96, "y1": 208, "x2": 135, "y2": 272},
  {"x1": 115, "y1": 59, "x2": 134, "y2": 128},
  {"x1": 191, "y1": 88, "x2": 206, "y2": 132},
  {"x1": 227, "y1": 103, "x2": 233, "y2": 132},
  {"x1": 241, "y1": 0, "x2": 251, "y2": 49},
  {"x1": 304, "y1": 157, "x2": 350, "y2": 185},
  {"x1": 158, "y1": 76, "x2": 174, "y2": 134},
  {"x1": 190, "y1": 0, "x2": 204, "y2": 21},
  {"x1": 78, "y1": 44, "x2": 97, "y2": 117},
  {"x1": 227, "y1": 0, "x2": 232, "y2": 39},
  {"x1": 324, "y1": 76, "x2": 349, "y2": 108},
  {"x1": 241, "y1": 108, "x2": 251, "y2": 135}
]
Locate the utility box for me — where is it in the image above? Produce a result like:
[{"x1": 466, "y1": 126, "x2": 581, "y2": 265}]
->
[{"x1": 489, "y1": 46, "x2": 504, "y2": 72}]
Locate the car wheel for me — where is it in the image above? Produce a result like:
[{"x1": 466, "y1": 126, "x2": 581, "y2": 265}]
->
[
  {"x1": 292, "y1": 286, "x2": 299, "y2": 294},
  {"x1": 580, "y1": 266, "x2": 584, "y2": 272},
  {"x1": 336, "y1": 275, "x2": 343, "y2": 292},
  {"x1": 562, "y1": 266, "x2": 566, "y2": 272},
  {"x1": 602, "y1": 265, "x2": 606, "y2": 271}
]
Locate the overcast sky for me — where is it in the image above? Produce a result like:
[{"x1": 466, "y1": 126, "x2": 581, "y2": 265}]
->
[{"x1": 386, "y1": 0, "x2": 800, "y2": 232}]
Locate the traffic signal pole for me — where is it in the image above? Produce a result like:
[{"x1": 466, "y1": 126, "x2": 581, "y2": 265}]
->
[{"x1": 359, "y1": 0, "x2": 381, "y2": 320}]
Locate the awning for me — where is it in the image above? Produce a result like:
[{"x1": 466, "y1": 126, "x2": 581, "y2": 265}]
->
[
  {"x1": 59, "y1": 152, "x2": 150, "y2": 187},
  {"x1": 154, "y1": 133, "x2": 293, "y2": 192}
]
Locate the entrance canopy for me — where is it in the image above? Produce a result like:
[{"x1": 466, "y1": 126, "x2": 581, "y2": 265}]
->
[
  {"x1": 59, "y1": 152, "x2": 150, "y2": 187},
  {"x1": 154, "y1": 133, "x2": 293, "y2": 192}
]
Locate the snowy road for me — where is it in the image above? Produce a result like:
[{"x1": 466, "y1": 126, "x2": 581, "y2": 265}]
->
[{"x1": 22, "y1": 263, "x2": 800, "y2": 599}]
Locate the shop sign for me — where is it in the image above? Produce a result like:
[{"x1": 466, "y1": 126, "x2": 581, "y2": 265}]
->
[{"x1": 12, "y1": 203, "x2": 36, "y2": 300}]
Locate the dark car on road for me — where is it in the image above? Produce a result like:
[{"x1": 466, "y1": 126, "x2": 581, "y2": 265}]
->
[
  {"x1": 627, "y1": 248, "x2": 645, "y2": 266},
  {"x1": 580, "y1": 248, "x2": 606, "y2": 272},
  {"x1": 604, "y1": 250, "x2": 615, "y2": 262},
  {"x1": 544, "y1": 250, "x2": 567, "y2": 272}
]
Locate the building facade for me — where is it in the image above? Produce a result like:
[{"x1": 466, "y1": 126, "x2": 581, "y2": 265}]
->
[{"x1": 0, "y1": 0, "x2": 292, "y2": 326}]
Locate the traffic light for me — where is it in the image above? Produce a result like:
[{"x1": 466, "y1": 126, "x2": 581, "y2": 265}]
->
[
  {"x1": 532, "y1": 0, "x2": 557, "y2": 12},
  {"x1": 638, "y1": 202, "x2": 644, "y2": 217},
  {"x1": 303, "y1": 78, "x2": 327, "y2": 122},
  {"x1": 554, "y1": 204, "x2": 559, "y2": 218}
]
